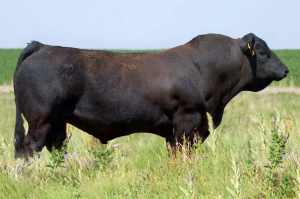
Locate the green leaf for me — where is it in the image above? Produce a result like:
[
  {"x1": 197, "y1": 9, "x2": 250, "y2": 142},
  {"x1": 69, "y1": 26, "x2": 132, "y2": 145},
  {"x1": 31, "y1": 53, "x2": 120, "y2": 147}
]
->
[
  {"x1": 264, "y1": 165, "x2": 272, "y2": 169},
  {"x1": 292, "y1": 188, "x2": 298, "y2": 194},
  {"x1": 291, "y1": 173, "x2": 297, "y2": 179},
  {"x1": 225, "y1": 187, "x2": 237, "y2": 197},
  {"x1": 46, "y1": 164, "x2": 54, "y2": 169},
  {"x1": 179, "y1": 186, "x2": 190, "y2": 196}
]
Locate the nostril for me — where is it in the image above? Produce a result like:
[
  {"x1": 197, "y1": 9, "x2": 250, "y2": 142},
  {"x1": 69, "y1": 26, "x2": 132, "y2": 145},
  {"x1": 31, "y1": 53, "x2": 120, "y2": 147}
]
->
[{"x1": 285, "y1": 67, "x2": 289, "y2": 74}]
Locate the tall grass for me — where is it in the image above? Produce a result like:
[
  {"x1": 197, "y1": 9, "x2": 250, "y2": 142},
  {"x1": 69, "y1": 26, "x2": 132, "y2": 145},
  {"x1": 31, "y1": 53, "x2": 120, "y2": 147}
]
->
[{"x1": 1, "y1": 91, "x2": 300, "y2": 198}]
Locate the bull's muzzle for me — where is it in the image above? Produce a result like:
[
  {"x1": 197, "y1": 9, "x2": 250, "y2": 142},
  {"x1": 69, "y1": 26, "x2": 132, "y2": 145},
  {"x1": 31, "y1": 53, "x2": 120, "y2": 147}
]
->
[{"x1": 284, "y1": 67, "x2": 289, "y2": 77}]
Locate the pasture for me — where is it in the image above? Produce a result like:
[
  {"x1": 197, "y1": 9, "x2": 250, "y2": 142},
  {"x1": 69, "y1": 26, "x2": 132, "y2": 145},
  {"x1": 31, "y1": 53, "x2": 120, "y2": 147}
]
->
[{"x1": 0, "y1": 49, "x2": 300, "y2": 198}]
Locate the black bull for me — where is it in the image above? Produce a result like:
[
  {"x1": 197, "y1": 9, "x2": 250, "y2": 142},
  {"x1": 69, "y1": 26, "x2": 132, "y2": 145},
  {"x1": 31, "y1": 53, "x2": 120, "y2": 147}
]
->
[{"x1": 13, "y1": 33, "x2": 289, "y2": 159}]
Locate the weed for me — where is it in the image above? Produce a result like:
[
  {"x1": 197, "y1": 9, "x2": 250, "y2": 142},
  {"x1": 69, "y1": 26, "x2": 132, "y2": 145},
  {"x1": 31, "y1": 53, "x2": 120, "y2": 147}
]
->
[
  {"x1": 244, "y1": 135, "x2": 255, "y2": 180},
  {"x1": 88, "y1": 139, "x2": 116, "y2": 170},
  {"x1": 264, "y1": 114, "x2": 289, "y2": 197},
  {"x1": 46, "y1": 137, "x2": 70, "y2": 172},
  {"x1": 0, "y1": 137, "x2": 8, "y2": 155},
  {"x1": 206, "y1": 113, "x2": 219, "y2": 158},
  {"x1": 292, "y1": 168, "x2": 300, "y2": 198},
  {"x1": 226, "y1": 150, "x2": 243, "y2": 199},
  {"x1": 259, "y1": 112, "x2": 268, "y2": 152},
  {"x1": 179, "y1": 170, "x2": 196, "y2": 199}
]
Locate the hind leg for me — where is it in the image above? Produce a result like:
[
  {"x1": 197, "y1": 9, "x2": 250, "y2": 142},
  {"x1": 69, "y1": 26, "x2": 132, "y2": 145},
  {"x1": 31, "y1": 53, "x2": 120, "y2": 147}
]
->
[
  {"x1": 23, "y1": 123, "x2": 51, "y2": 160},
  {"x1": 46, "y1": 122, "x2": 67, "y2": 152},
  {"x1": 22, "y1": 122, "x2": 67, "y2": 160}
]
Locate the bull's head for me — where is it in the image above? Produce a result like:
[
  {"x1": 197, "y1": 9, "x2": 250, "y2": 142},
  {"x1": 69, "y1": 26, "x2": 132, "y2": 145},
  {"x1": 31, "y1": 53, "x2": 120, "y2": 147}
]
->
[{"x1": 240, "y1": 33, "x2": 289, "y2": 91}]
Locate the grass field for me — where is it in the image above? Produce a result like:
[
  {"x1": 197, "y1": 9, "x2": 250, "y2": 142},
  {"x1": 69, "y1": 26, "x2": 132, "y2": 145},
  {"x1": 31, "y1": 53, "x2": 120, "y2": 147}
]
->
[{"x1": 0, "y1": 48, "x2": 300, "y2": 198}]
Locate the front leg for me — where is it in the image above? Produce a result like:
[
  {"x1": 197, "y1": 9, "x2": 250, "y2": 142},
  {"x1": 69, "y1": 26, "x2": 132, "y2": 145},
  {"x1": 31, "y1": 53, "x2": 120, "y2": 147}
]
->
[
  {"x1": 200, "y1": 130, "x2": 210, "y2": 143},
  {"x1": 166, "y1": 106, "x2": 209, "y2": 151}
]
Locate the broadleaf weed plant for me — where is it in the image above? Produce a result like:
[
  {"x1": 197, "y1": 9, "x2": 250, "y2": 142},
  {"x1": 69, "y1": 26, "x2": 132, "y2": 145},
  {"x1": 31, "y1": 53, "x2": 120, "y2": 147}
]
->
[
  {"x1": 264, "y1": 114, "x2": 290, "y2": 197},
  {"x1": 46, "y1": 135, "x2": 70, "y2": 172},
  {"x1": 88, "y1": 139, "x2": 116, "y2": 171}
]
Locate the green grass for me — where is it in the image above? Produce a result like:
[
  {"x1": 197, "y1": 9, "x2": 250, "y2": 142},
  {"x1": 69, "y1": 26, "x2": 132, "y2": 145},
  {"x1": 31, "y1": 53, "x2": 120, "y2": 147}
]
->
[
  {"x1": 0, "y1": 49, "x2": 22, "y2": 85},
  {"x1": 0, "y1": 49, "x2": 299, "y2": 86},
  {"x1": 271, "y1": 50, "x2": 300, "y2": 87},
  {"x1": 1, "y1": 91, "x2": 300, "y2": 198}
]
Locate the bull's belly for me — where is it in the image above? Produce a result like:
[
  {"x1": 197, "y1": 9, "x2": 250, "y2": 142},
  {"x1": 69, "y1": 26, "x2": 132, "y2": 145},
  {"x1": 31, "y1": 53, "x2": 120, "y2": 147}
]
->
[{"x1": 68, "y1": 107, "x2": 173, "y2": 141}]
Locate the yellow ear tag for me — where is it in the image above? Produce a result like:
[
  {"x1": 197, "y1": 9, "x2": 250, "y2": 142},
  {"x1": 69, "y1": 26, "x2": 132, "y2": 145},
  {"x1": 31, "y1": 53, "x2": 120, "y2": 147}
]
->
[
  {"x1": 247, "y1": 43, "x2": 251, "y2": 50},
  {"x1": 247, "y1": 43, "x2": 255, "y2": 56}
]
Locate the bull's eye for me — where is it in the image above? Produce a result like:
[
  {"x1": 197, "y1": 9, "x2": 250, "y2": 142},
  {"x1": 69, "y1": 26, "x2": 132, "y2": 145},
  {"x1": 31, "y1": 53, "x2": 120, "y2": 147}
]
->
[{"x1": 259, "y1": 51, "x2": 266, "y2": 56}]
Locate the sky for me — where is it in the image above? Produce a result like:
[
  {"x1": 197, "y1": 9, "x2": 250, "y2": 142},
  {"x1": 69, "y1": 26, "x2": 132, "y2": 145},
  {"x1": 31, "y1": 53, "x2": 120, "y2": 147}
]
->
[{"x1": 1, "y1": 0, "x2": 299, "y2": 50}]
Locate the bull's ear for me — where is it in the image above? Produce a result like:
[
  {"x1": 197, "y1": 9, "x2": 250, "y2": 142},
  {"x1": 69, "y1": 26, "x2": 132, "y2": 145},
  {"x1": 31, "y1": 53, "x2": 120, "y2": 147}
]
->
[{"x1": 240, "y1": 33, "x2": 256, "y2": 56}]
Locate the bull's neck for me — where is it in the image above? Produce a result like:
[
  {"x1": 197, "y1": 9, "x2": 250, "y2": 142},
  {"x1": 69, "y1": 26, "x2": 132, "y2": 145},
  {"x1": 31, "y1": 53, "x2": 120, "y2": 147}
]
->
[
  {"x1": 185, "y1": 40, "x2": 254, "y2": 126},
  {"x1": 194, "y1": 52, "x2": 253, "y2": 117}
]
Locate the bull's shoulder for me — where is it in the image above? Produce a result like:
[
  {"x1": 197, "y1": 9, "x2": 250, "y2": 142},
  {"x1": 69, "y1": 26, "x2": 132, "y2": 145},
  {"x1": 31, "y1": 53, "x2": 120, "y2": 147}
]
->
[{"x1": 186, "y1": 34, "x2": 235, "y2": 47}]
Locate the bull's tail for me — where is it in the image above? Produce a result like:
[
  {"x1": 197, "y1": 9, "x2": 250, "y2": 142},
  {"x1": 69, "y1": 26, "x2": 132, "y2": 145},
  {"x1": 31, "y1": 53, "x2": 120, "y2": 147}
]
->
[
  {"x1": 14, "y1": 100, "x2": 25, "y2": 159},
  {"x1": 14, "y1": 41, "x2": 43, "y2": 159}
]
